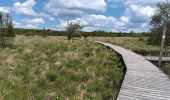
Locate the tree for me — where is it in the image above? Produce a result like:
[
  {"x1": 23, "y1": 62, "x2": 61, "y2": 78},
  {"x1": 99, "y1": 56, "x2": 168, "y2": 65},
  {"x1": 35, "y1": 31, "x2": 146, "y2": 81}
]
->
[
  {"x1": 7, "y1": 18, "x2": 15, "y2": 37},
  {"x1": 0, "y1": 12, "x2": 15, "y2": 47},
  {"x1": 148, "y1": 1, "x2": 170, "y2": 46},
  {"x1": 0, "y1": 12, "x2": 2, "y2": 28},
  {"x1": 66, "y1": 22, "x2": 83, "y2": 40}
]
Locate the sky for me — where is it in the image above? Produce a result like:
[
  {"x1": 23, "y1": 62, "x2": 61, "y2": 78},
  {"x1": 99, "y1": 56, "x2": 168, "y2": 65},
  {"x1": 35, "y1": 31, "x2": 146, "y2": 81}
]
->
[{"x1": 0, "y1": 0, "x2": 168, "y2": 32}]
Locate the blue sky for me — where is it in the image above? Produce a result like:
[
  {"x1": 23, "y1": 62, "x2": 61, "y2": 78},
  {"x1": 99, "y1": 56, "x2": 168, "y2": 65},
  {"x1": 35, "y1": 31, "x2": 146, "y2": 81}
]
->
[{"x1": 0, "y1": 0, "x2": 168, "y2": 32}]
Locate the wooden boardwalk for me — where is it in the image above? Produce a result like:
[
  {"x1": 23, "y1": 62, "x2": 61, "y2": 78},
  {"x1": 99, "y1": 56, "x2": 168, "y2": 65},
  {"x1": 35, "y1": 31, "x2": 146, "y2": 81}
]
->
[
  {"x1": 144, "y1": 56, "x2": 170, "y2": 62},
  {"x1": 95, "y1": 41, "x2": 170, "y2": 100}
]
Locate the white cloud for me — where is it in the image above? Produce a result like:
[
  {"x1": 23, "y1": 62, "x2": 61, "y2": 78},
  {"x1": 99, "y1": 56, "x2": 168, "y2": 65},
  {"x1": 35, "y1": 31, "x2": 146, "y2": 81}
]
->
[
  {"x1": 119, "y1": 16, "x2": 129, "y2": 25},
  {"x1": 52, "y1": 0, "x2": 156, "y2": 32},
  {"x1": 129, "y1": 4, "x2": 155, "y2": 17},
  {"x1": 56, "y1": 14, "x2": 117, "y2": 32},
  {"x1": 108, "y1": 0, "x2": 169, "y2": 6},
  {"x1": 83, "y1": 27, "x2": 100, "y2": 32},
  {"x1": 9, "y1": 0, "x2": 167, "y2": 32},
  {"x1": 13, "y1": 0, "x2": 56, "y2": 21},
  {"x1": 74, "y1": 15, "x2": 116, "y2": 27},
  {"x1": 23, "y1": 18, "x2": 45, "y2": 28},
  {"x1": 124, "y1": 4, "x2": 155, "y2": 32},
  {"x1": 0, "y1": 7, "x2": 10, "y2": 13},
  {"x1": 27, "y1": 18, "x2": 45, "y2": 24},
  {"x1": 86, "y1": 15, "x2": 116, "y2": 26},
  {"x1": 123, "y1": 0, "x2": 170, "y2": 6},
  {"x1": 45, "y1": 0, "x2": 106, "y2": 16},
  {"x1": 25, "y1": 24, "x2": 37, "y2": 29},
  {"x1": 55, "y1": 19, "x2": 69, "y2": 30},
  {"x1": 13, "y1": 21, "x2": 21, "y2": 28},
  {"x1": 106, "y1": 0, "x2": 160, "y2": 32},
  {"x1": 49, "y1": 17, "x2": 55, "y2": 21},
  {"x1": 14, "y1": 0, "x2": 38, "y2": 16}
]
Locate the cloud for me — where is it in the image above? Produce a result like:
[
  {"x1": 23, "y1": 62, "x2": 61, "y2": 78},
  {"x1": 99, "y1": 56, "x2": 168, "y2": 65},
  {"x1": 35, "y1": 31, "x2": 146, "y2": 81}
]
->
[
  {"x1": 52, "y1": 0, "x2": 151, "y2": 32},
  {"x1": 24, "y1": 24, "x2": 37, "y2": 29},
  {"x1": 119, "y1": 16, "x2": 129, "y2": 25},
  {"x1": 45, "y1": 0, "x2": 106, "y2": 16},
  {"x1": 9, "y1": 0, "x2": 166, "y2": 32},
  {"x1": 125, "y1": 4, "x2": 155, "y2": 23},
  {"x1": 55, "y1": 23, "x2": 67, "y2": 30},
  {"x1": 13, "y1": 0, "x2": 56, "y2": 22},
  {"x1": 107, "y1": 0, "x2": 168, "y2": 6},
  {"x1": 55, "y1": 14, "x2": 150, "y2": 32},
  {"x1": 0, "y1": 7, "x2": 10, "y2": 13},
  {"x1": 56, "y1": 14, "x2": 117, "y2": 31},
  {"x1": 123, "y1": 0, "x2": 170, "y2": 6},
  {"x1": 83, "y1": 27, "x2": 100, "y2": 32},
  {"x1": 13, "y1": 0, "x2": 38, "y2": 16},
  {"x1": 106, "y1": 0, "x2": 159, "y2": 32},
  {"x1": 123, "y1": 4, "x2": 155, "y2": 32},
  {"x1": 28, "y1": 18, "x2": 44, "y2": 24},
  {"x1": 23, "y1": 18, "x2": 45, "y2": 28},
  {"x1": 13, "y1": 21, "x2": 21, "y2": 28},
  {"x1": 49, "y1": 17, "x2": 55, "y2": 21}
]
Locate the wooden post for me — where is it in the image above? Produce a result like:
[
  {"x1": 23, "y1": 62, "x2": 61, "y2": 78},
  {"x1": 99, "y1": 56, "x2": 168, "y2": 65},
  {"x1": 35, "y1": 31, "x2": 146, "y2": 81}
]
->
[{"x1": 159, "y1": 24, "x2": 167, "y2": 67}]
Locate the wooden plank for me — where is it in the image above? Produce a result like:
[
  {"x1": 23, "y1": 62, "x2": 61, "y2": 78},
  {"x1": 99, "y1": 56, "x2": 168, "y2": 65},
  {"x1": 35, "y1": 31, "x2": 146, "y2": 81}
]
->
[
  {"x1": 95, "y1": 41, "x2": 170, "y2": 100},
  {"x1": 145, "y1": 56, "x2": 170, "y2": 62}
]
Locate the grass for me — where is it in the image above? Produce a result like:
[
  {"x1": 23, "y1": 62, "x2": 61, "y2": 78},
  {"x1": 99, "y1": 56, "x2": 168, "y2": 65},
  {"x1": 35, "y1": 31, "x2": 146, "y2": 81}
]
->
[
  {"x1": 90, "y1": 36, "x2": 170, "y2": 78},
  {"x1": 90, "y1": 37, "x2": 170, "y2": 56},
  {"x1": 0, "y1": 35, "x2": 123, "y2": 99},
  {"x1": 161, "y1": 64, "x2": 170, "y2": 79}
]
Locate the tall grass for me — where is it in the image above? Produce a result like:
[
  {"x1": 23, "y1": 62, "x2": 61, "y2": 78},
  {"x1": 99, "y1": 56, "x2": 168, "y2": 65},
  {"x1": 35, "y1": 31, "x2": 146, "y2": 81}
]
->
[
  {"x1": 0, "y1": 35, "x2": 123, "y2": 99},
  {"x1": 89, "y1": 37, "x2": 170, "y2": 56},
  {"x1": 162, "y1": 64, "x2": 170, "y2": 79}
]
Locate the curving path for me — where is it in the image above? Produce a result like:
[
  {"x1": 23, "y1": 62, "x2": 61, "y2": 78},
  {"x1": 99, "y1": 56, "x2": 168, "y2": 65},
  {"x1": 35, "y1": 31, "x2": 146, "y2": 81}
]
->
[{"x1": 95, "y1": 41, "x2": 170, "y2": 100}]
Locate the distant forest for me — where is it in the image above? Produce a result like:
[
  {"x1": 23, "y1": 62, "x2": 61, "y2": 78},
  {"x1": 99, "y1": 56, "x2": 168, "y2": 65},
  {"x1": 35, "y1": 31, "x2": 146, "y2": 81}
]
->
[{"x1": 14, "y1": 28, "x2": 150, "y2": 37}]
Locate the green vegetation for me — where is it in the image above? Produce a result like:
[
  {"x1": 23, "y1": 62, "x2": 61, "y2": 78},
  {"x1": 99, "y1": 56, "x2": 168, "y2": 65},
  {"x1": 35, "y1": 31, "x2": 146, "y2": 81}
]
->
[
  {"x1": 148, "y1": 1, "x2": 170, "y2": 46},
  {"x1": 162, "y1": 64, "x2": 170, "y2": 78},
  {"x1": 0, "y1": 12, "x2": 15, "y2": 48},
  {"x1": 90, "y1": 36, "x2": 170, "y2": 78},
  {"x1": 14, "y1": 28, "x2": 149, "y2": 37},
  {"x1": 41, "y1": 28, "x2": 50, "y2": 37},
  {"x1": 90, "y1": 37, "x2": 170, "y2": 56},
  {"x1": 66, "y1": 22, "x2": 83, "y2": 40},
  {"x1": 0, "y1": 35, "x2": 123, "y2": 99}
]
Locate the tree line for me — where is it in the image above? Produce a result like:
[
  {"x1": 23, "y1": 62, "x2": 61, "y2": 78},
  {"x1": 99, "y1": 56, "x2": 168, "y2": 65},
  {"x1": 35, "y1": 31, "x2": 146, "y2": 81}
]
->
[{"x1": 14, "y1": 28, "x2": 149, "y2": 37}]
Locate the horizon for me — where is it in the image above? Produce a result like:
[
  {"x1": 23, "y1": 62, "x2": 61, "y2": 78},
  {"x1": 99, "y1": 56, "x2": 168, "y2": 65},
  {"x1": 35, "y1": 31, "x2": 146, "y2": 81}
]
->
[{"x1": 0, "y1": 0, "x2": 168, "y2": 32}]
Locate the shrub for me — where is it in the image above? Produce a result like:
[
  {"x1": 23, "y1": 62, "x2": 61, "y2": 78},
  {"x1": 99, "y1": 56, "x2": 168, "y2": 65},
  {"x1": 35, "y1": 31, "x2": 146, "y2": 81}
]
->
[
  {"x1": 83, "y1": 34, "x2": 88, "y2": 38},
  {"x1": 25, "y1": 32, "x2": 35, "y2": 36},
  {"x1": 65, "y1": 22, "x2": 83, "y2": 40},
  {"x1": 0, "y1": 12, "x2": 15, "y2": 48},
  {"x1": 72, "y1": 32, "x2": 81, "y2": 38},
  {"x1": 138, "y1": 37, "x2": 145, "y2": 42},
  {"x1": 41, "y1": 28, "x2": 50, "y2": 37}
]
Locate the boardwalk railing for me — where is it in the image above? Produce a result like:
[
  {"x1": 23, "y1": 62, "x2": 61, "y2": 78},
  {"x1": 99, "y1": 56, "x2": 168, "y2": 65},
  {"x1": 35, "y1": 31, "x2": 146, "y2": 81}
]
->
[{"x1": 95, "y1": 41, "x2": 170, "y2": 100}]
